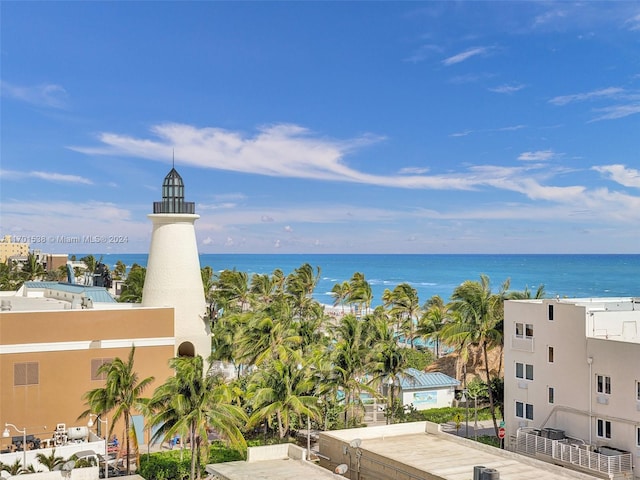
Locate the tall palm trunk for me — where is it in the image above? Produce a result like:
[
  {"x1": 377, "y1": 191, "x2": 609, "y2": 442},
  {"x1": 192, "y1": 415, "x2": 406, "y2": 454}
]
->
[
  {"x1": 277, "y1": 410, "x2": 285, "y2": 439},
  {"x1": 482, "y1": 342, "x2": 499, "y2": 438},
  {"x1": 190, "y1": 423, "x2": 197, "y2": 480},
  {"x1": 124, "y1": 414, "x2": 131, "y2": 474}
]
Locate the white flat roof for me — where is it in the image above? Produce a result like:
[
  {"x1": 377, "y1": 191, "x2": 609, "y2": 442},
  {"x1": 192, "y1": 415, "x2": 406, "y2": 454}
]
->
[{"x1": 322, "y1": 423, "x2": 600, "y2": 480}]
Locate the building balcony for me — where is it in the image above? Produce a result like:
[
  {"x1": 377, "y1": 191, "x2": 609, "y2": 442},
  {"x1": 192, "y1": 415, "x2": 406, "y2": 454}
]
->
[
  {"x1": 515, "y1": 429, "x2": 633, "y2": 479},
  {"x1": 511, "y1": 335, "x2": 535, "y2": 352}
]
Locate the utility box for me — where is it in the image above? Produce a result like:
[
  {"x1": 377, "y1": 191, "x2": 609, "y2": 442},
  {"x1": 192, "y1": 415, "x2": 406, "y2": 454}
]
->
[
  {"x1": 481, "y1": 468, "x2": 500, "y2": 479},
  {"x1": 473, "y1": 466, "x2": 499, "y2": 480}
]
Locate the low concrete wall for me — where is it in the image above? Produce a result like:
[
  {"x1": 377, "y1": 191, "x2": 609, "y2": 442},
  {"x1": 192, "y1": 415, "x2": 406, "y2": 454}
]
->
[
  {"x1": 0, "y1": 441, "x2": 105, "y2": 473},
  {"x1": 2, "y1": 467, "x2": 99, "y2": 480},
  {"x1": 245, "y1": 443, "x2": 307, "y2": 462}
]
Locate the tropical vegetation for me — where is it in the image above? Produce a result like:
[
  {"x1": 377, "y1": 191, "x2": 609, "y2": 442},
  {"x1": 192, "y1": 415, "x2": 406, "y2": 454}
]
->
[{"x1": 2, "y1": 254, "x2": 542, "y2": 477}]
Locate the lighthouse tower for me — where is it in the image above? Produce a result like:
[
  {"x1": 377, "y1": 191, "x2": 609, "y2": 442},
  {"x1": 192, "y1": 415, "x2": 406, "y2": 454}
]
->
[{"x1": 142, "y1": 167, "x2": 210, "y2": 358}]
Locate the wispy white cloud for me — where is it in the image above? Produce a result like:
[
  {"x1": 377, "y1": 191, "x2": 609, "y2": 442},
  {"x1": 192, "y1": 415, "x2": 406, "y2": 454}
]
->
[
  {"x1": 0, "y1": 81, "x2": 68, "y2": 108},
  {"x1": 398, "y1": 167, "x2": 429, "y2": 174},
  {"x1": 450, "y1": 125, "x2": 525, "y2": 137},
  {"x1": 549, "y1": 87, "x2": 640, "y2": 121},
  {"x1": 532, "y1": 9, "x2": 567, "y2": 28},
  {"x1": 0, "y1": 169, "x2": 93, "y2": 185},
  {"x1": 549, "y1": 87, "x2": 625, "y2": 105},
  {"x1": 518, "y1": 150, "x2": 558, "y2": 162},
  {"x1": 70, "y1": 122, "x2": 482, "y2": 190},
  {"x1": 624, "y1": 13, "x2": 640, "y2": 31},
  {"x1": 442, "y1": 47, "x2": 489, "y2": 66},
  {"x1": 593, "y1": 164, "x2": 640, "y2": 188},
  {"x1": 489, "y1": 83, "x2": 526, "y2": 94},
  {"x1": 404, "y1": 44, "x2": 442, "y2": 63},
  {"x1": 449, "y1": 130, "x2": 472, "y2": 137},
  {"x1": 497, "y1": 125, "x2": 526, "y2": 132},
  {"x1": 589, "y1": 104, "x2": 640, "y2": 121}
]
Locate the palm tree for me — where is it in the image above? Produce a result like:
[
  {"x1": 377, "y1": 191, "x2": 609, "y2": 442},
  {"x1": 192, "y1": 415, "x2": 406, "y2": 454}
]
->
[
  {"x1": 118, "y1": 264, "x2": 146, "y2": 303},
  {"x1": 1, "y1": 459, "x2": 26, "y2": 476},
  {"x1": 113, "y1": 260, "x2": 127, "y2": 280},
  {"x1": 346, "y1": 272, "x2": 373, "y2": 316},
  {"x1": 0, "y1": 262, "x2": 22, "y2": 290},
  {"x1": 366, "y1": 311, "x2": 407, "y2": 424},
  {"x1": 235, "y1": 304, "x2": 301, "y2": 366},
  {"x1": 147, "y1": 355, "x2": 247, "y2": 480},
  {"x1": 417, "y1": 295, "x2": 449, "y2": 357},
  {"x1": 388, "y1": 283, "x2": 421, "y2": 349},
  {"x1": 440, "y1": 274, "x2": 507, "y2": 437},
  {"x1": 210, "y1": 311, "x2": 248, "y2": 378},
  {"x1": 330, "y1": 313, "x2": 373, "y2": 426},
  {"x1": 21, "y1": 253, "x2": 45, "y2": 281},
  {"x1": 247, "y1": 357, "x2": 320, "y2": 440},
  {"x1": 508, "y1": 284, "x2": 546, "y2": 299},
  {"x1": 81, "y1": 347, "x2": 155, "y2": 475},
  {"x1": 330, "y1": 281, "x2": 350, "y2": 313},
  {"x1": 35, "y1": 449, "x2": 65, "y2": 471},
  {"x1": 80, "y1": 255, "x2": 98, "y2": 275},
  {"x1": 212, "y1": 269, "x2": 250, "y2": 313}
]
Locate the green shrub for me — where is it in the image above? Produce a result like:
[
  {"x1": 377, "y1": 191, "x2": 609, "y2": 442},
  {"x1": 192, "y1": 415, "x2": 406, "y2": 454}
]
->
[{"x1": 139, "y1": 441, "x2": 244, "y2": 480}]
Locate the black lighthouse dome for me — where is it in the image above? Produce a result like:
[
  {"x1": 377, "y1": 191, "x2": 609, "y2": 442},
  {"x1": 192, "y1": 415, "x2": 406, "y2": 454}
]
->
[{"x1": 153, "y1": 167, "x2": 195, "y2": 214}]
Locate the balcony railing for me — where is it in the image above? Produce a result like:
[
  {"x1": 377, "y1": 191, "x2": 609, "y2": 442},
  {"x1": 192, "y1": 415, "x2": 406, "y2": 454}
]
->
[{"x1": 515, "y1": 429, "x2": 633, "y2": 478}]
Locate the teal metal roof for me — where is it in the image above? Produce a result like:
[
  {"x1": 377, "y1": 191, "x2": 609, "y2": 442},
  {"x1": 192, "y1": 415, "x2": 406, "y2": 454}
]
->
[
  {"x1": 24, "y1": 282, "x2": 117, "y2": 303},
  {"x1": 398, "y1": 368, "x2": 460, "y2": 390}
]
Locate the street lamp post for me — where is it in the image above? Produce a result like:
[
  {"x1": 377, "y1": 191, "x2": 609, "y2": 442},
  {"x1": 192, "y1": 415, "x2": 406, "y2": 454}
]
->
[
  {"x1": 88, "y1": 414, "x2": 109, "y2": 479},
  {"x1": 3, "y1": 423, "x2": 27, "y2": 469}
]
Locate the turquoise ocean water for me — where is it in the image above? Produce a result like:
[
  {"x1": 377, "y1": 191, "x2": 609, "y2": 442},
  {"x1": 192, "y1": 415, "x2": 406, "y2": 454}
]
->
[{"x1": 75, "y1": 253, "x2": 640, "y2": 307}]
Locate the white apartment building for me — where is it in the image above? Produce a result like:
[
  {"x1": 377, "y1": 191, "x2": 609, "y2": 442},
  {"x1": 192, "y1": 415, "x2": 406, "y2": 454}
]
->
[{"x1": 504, "y1": 297, "x2": 640, "y2": 479}]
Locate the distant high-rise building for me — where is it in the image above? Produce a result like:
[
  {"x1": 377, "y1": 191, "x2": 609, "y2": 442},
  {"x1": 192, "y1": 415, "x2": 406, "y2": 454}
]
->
[{"x1": 142, "y1": 167, "x2": 210, "y2": 358}]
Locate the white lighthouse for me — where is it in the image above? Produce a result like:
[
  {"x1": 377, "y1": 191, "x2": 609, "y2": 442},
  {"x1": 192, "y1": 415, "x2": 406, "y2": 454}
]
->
[{"x1": 142, "y1": 167, "x2": 210, "y2": 358}]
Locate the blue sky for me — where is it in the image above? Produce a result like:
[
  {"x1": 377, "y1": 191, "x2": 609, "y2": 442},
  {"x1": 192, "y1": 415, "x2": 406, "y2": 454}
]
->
[{"x1": 1, "y1": 2, "x2": 639, "y2": 254}]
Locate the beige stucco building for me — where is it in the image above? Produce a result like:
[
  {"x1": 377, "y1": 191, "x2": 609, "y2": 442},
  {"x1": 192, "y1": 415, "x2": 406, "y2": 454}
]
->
[
  {"x1": 0, "y1": 235, "x2": 29, "y2": 263},
  {"x1": 0, "y1": 167, "x2": 211, "y2": 463},
  {"x1": 0, "y1": 288, "x2": 175, "y2": 453},
  {"x1": 504, "y1": 297, "x2": 640, "y2": 479}
]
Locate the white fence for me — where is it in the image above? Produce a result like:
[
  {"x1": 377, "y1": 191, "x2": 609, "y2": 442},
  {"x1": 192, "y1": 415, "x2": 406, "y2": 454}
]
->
[{"x1": 516, "y1": 429, "x2": 633, "y2": 477}]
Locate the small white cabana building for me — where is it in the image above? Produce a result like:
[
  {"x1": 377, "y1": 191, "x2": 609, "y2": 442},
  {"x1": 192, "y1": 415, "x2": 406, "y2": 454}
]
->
[{"x1": 395, "y1": 368, "x2": 460, "y2": 410}]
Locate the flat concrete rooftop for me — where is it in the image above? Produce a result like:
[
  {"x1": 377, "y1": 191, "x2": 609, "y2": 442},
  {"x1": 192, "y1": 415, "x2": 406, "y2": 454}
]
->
[
  {"x1": 319, "y1": 423, "x2": 601, "y2": 480},
  {"x1": 206, "y1": 423, "x2": 602, "y2": 480},
  {"x1": 207, "y1": 444, "x2": 338, "y2": 480}
]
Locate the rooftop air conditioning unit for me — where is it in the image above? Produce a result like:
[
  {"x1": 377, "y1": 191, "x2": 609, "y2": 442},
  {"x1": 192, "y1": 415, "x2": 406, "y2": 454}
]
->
[{"x1": 541, "y1": 428, "x2": 565, "y2": 440}]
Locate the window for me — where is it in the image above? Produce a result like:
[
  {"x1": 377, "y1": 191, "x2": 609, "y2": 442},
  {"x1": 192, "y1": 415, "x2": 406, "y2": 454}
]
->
[
  {"x1": 91, "y1": 358, "x2": 113, "y2": 381},
  {"x1": 597, "y1": 419, "x2": 611, "y2": 439},
  {"x1": 525, "y1": 404, "x2": 534, "y2": 420},
  {"x1": 636, "y1": 380, "x2": 640, "y2": 401},
  {"x1": 548, "y1": 387, "x2": 555, "y2": 404},
  {"x1": 548, "y1": 346, "x2": 554, "y2": 363},
  {"x1": 516, "y1": 323, "x2": 524, "y2": 337},
  {"x1": 597, "y1": 375, "x2": 611, "y2": 395},
  {"x1": 548, "y1": 304, "x2": 554, "y2": 320},
  {"x1": 515, "y1": 323, "x2": 534, "y2": 338},
  {"x1": 525, "y1": 323, "x2": 534, "y2": 337},
  {"x1": 637, "y1": 427, "x2": 640, "y2": 447},
  {"x1": 516, "y1": 362, "x2": 534, "y2": 380},
  {"x1": 516, "y1": 401, "x2": 534, "y2": 420},
  {"x1": 14, "y1": 362, "x2": 39, "y2": 386}
]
